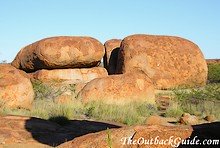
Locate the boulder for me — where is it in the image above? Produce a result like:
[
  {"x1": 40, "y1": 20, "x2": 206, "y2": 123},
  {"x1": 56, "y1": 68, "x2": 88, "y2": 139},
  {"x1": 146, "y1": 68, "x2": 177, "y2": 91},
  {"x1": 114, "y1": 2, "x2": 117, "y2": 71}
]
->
[
  {"x1": 0, "y1": 64, "x2": 34, "y2": 109},
  {"x1": 78, "y1": 70, "x2": 155, "y2": 104},
  {"x1": 180, "y1": 113, "x2": 199, "y2": 125},
  {"x1": 204, "y1": 115, "x2": 216, "y2": 122},
  {"x1": 104, "y1": 39, "x2": 122, "y2": 74},
  {"x1": 116, "y1": 34, "x2": 208, "y2": 89},
  {"x1": 59, "y1": 124, "x2": 192, "y2": 148},
  {"x1": 12, "y1": 36, "x2": 105, "y2": 72},
  {"x1": 31, "y1": 67, "x2": 108, "y2": 84},
  {"x1": 146, "y1": 115, "x2": 176, "y2": 126}
]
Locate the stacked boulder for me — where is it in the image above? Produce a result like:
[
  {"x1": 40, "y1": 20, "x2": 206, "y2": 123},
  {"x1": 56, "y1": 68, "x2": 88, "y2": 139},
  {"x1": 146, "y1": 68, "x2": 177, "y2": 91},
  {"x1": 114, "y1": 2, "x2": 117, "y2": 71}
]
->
[
  {"x1": 12, "y1": 36, "x2": 105, "y2": 72},
  {"x1": 10, "y1": 36, "x2": 158, "y2": 105},
  {"x1": 1, "y1": 34, "x2": 208, "y2": 107},
  {"x1": 10, "y1": 36, "x2": 108, "y2": 104}
]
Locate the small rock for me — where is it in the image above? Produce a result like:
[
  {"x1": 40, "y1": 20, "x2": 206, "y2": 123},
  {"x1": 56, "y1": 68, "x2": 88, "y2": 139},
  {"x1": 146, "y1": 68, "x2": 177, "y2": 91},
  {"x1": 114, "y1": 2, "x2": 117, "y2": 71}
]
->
[
  {"x1": 180, "y1": 113, "x2": 199, "y2": 125},
  {"x1": 204, "y1": 115, "x2": 216, "y2": 122},
  {"x1": 146, "y1": 115, "x2": 175, "y2": 126}
]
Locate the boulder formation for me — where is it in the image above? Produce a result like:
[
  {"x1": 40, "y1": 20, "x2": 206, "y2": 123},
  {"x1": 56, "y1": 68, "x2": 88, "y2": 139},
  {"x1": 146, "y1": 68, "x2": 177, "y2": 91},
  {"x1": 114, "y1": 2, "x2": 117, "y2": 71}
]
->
[
  {"x1": 12, "y1": 36, "x2": 105, "y2": 72},
  {"x1": 78, "y1": 70, "x2": 155, "y2": 104},
  {"x1": 116, "y1": 34, "x2": 208, "y2": 89},
  {"x1": 0, "y1": 64, "x2": 34, "y2": 109},
  {"x1": 104, "y1": 39, "x2": 121, "y2": 74}
]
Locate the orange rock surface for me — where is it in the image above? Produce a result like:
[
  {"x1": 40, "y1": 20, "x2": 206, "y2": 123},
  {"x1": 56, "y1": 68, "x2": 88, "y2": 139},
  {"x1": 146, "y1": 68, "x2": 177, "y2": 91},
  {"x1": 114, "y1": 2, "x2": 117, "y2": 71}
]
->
[
  {"x1": 12, "y1": 36, "x2": 105, "y2": 72},
  {"x1": 0, "y1": 64, "x2": 34, "y2": 109},
  {"x1": 116, "y1": 34, "x2": 208, "y2": 89}
]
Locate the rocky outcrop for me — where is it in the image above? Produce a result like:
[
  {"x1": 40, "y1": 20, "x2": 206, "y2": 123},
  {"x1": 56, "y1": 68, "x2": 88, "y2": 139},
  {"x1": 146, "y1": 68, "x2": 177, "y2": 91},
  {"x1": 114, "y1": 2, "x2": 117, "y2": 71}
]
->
[
  {"x1": 59, "y1": 124, "x2": 193, "y2": 148},
  {"x1": 12, "y1": 36, "x2": 105, "y2": 72},
  {"x1": 31, "y1": 67, "x2": 108, "y2": 84},
  {"x1": 104, "y1": 39, "x2": 121, "y2": 74},
  {"x1": 0, "y1": 64, "x2": 34, "y2": 109},
  {"x1": 78, "y1": 70, "x2": 155, "y2": 104},
  {"x1": 116, "y1": 34, "x2": 208, "y2": 89}
]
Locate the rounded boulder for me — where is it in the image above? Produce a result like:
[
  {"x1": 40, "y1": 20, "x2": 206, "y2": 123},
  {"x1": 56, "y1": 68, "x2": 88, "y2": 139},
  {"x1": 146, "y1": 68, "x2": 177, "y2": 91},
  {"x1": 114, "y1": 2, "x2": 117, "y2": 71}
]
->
[
  {"x1": 78, "y1": 70, "x2": 155, "y2": 104},
  {"x1": 0, "y1": 64, "x2": 34, "y2": 109},
  {"x1": 12, "y1": 36, "x2": 105, "y2": 72},
  {"x1": 116, "y1": 34, "x2": 208, "y2": 89}
]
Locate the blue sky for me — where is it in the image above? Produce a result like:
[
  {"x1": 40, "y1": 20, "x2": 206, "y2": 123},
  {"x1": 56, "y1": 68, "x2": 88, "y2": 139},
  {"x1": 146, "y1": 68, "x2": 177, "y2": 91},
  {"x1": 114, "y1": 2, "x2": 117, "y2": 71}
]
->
[{"x1": 0, "y1": 0, "x2": 219, "y2": 62}]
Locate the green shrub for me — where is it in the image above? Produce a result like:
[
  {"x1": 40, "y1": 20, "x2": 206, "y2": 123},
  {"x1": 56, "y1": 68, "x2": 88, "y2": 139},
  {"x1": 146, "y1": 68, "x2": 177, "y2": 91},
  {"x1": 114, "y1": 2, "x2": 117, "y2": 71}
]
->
[
  {"x1": 208, "y1": 64, "x2": 220, "y2": 83},
  {"x1": 165, "y1": 102, "x2": 183, "y2": 118},
  {"x1": 32, "y1": 80, "x2": 54, "y2": 100}
]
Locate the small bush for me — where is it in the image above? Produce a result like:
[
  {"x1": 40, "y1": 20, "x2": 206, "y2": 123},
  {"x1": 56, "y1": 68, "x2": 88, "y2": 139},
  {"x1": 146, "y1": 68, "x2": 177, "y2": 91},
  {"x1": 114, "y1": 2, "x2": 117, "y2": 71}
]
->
[
  {"x1": 208, "y1": 64, "x2": 220, "y2": 83},
  {"x1": 165, "y1": 102, "x2": 184, "y2": 118},
  {"x1": 170, "y1": 83, "x2": 220, "y2": 119},
  {"x1": 32, "y1": 80, "x2": 54, "y2": 100}
]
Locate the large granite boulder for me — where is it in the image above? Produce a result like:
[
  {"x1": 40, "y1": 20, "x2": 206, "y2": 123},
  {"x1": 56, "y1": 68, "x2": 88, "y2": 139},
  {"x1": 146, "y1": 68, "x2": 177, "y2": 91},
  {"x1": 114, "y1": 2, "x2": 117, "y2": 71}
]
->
[
  {"x1": 104, "y1": 39, "x2": 122, "y2": 74},
  {"x1": 12, "y1": 36, "x2": 105, "y2": 72},
  {"x1": 116, "y1": 34, "x2": 208, "y2": 89},
  {"x1": 78, "y1": 70, "x2": 155, "y2": 104},
  {"x1": 0, "y1": 64, "x2": 34, "y2": 109}
]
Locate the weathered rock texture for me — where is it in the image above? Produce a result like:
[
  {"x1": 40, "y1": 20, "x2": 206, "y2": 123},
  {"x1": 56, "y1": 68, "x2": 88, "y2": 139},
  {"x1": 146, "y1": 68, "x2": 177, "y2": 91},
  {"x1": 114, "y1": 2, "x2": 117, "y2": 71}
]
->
[
  {"x1": 59, "y1": 125, "x2": 192, "y2": 148},
  {"x1": 12, "y1": 36, "x2": 105, "y2": 72},
  {"x1": 78, "y1": 70, "x2": 155, "y2": 104},
  {"x1": 116, "y1": 34, "x2": 208, "y2": 89},
  {"x1": 104, "y1": 39, "x2": 122, "y2": 74},
  {"x1": 31, "y1": 67, "x2": 108, "y2": 84},
  {"x1": 0, "y1": 64, "x2": 34, "y2": 109}
]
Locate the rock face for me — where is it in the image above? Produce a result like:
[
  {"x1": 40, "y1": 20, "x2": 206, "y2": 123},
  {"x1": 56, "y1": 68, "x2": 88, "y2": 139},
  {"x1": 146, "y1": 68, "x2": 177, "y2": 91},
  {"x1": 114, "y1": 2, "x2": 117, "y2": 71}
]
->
[
  {"x1": 104, "y1": 39, "x2": 122, "y2": 74},
  {"x1": 116, "y1": 34, "x2": 208, "y2": 89},
  {"x1": 78, "y1": 70, "x2": 155, "y2": 104},
  {"x1": 31, "y1": 67, "x2": 108, "y2": 84},
  {"x1": 0, "y1": 64, "x2": 34, "y2": 109},
  {"x1": 12, "y1": 36, "x2": 105, "y2": 72},
  {"x1": 59, "y1": 125, "x2": 192, "y2": 148}
]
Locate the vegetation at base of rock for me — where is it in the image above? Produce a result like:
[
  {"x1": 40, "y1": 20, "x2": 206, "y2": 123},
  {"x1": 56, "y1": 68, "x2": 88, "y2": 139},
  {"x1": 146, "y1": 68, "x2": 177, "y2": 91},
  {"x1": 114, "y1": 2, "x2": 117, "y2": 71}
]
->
[
  {"x1": 32, "y1": 80, "x2": 76, "y2": 100},
  {"x1": 208, "y1": 63, "x2": 220, "y2": 83},
  {"x1": 0, "y1": 99, "x2": 157, "y2": 125},
  {"x1": 164, "y1": 83, "x2": 220, "y2": 119},
  {"x1": 84, "y1": 101, "x2": 158, "y2": 125}
]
